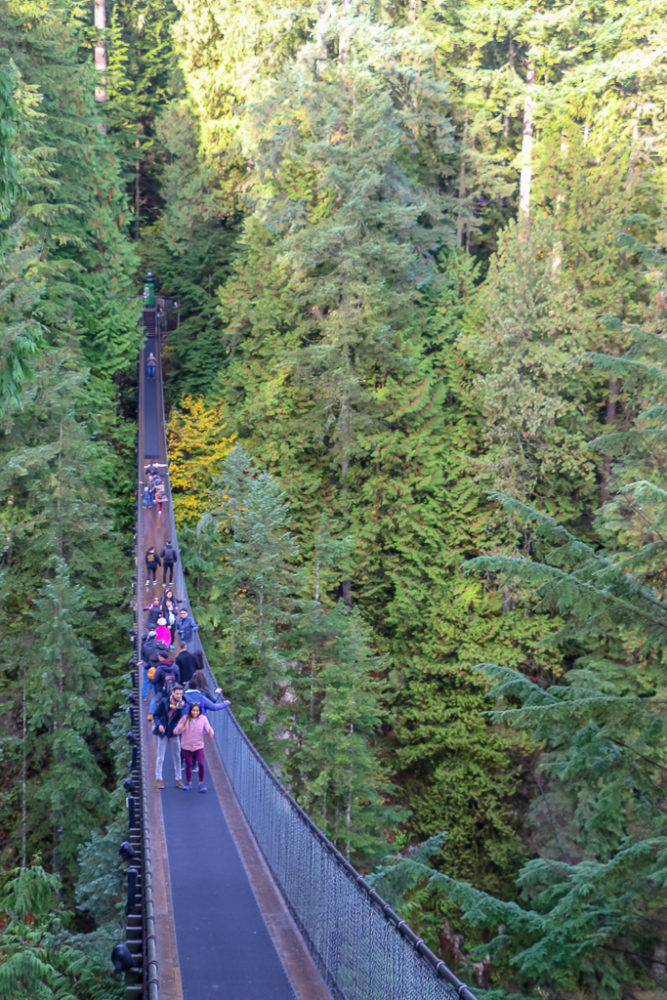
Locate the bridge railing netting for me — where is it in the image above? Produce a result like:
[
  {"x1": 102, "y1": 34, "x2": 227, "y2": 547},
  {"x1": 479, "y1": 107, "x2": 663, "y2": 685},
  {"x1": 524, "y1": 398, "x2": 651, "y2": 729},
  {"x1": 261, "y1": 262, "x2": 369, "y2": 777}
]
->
[
  {"x1": 148, "y1": 332, "x2": 476, "y2": 1000},
  {"x1": 211, "y1": 709, "x2": 472, "y2": 1000}
]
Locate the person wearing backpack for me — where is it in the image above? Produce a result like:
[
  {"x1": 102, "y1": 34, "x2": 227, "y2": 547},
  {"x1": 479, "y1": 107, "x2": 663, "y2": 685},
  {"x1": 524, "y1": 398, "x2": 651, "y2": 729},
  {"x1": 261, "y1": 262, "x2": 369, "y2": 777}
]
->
[
  {"x1": 160, "y1": 540, "x2": 178, "y2": 585},
  {"x1": 153, "y1": 656, "x2": 181, "y2": 704},
  {"x1": 145, "y1": 546, "x2": 161, "y2": 587}
]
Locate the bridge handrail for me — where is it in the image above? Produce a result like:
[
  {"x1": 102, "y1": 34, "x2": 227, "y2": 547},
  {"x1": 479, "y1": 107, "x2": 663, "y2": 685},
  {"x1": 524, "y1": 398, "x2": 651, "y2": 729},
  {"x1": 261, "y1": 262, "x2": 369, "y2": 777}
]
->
[
  {"x1": 205, "y1": 702, "x2": 476, "y2": 1000},
  {"x1": 152, "y1": 339, "x2": 477, "y2": 1000}
]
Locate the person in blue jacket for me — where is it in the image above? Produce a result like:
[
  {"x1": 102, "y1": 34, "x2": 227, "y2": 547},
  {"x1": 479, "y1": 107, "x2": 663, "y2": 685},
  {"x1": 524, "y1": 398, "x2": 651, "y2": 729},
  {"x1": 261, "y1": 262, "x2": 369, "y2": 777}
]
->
[
  {"x1": 175, "y1": 607, "x2": 198, "y2": 648},
  {"x1": 153, "y1": 683, "x2": 185, "y2": 789},
  {"x1": 184, "y1": 686, "x2": 230, "y2": 715}
]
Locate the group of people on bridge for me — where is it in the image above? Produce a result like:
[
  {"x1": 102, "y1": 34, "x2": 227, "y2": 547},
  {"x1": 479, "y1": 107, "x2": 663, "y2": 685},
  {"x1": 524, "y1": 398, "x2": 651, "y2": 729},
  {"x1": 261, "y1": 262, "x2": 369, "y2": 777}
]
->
[
  {"x1": 140, "y1": 578, "x2": 230, "y2": 792},
  {"x1": 138, "y1": 472, "x2": 230, "y2": 791},
  {"x1": 141, "y1": 462, "x2": 169, "y2": 514}
]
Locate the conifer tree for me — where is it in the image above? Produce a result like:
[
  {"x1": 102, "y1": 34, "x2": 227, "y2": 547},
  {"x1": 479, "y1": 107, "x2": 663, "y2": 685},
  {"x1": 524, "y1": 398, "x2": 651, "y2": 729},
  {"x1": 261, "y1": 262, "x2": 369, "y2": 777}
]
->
[
  {"x1": 289, "y1": 600, "x2": 407, "y2": 865},
  {"x1": 372, "y1": 253, "x2": 667, "y2": 996},
  {"x1": 0, "y1": 0, "x2": 138, "y2": 891},
  {"x1": 0, "y1": 865, "x2": 121, "y2": 1000},
  {"x1": 460, "y1": 215, "x2": 602, "y2": 520},
  {"x1": 102, "y1": 0, "x2": 181, "y2": 232},
  {"x1": 202, "y1": 447, "x2": 301, "y2": 746},
  {"x1": 142, "y1": 99, "x2": 240, "y2": 400}
]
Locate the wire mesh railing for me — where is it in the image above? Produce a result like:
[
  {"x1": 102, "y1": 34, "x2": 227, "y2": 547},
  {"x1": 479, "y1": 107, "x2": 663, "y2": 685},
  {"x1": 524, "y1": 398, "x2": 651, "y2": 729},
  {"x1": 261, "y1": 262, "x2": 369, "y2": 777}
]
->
[
  {"x1": 147, "y1": 314, "x2": 477, "y2": 1000},
  {"x1": 203, "y1": 707, "x2": 476, "y2": 1000}
]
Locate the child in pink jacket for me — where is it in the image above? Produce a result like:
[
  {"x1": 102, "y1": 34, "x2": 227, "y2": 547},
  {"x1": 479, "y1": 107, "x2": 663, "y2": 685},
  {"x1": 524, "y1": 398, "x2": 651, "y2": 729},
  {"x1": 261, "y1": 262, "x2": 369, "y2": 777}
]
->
[
  {"x1": 174, "y1": 703, "x2": 214, "y2": 792},
  {"x1": 155, "y1": 616, "x2": 172, "y2": 649}
]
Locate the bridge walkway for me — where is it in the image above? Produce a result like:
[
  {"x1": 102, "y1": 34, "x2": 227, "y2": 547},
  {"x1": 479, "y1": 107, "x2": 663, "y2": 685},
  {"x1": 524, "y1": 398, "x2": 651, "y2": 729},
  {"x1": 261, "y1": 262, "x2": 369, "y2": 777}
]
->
[{"x1": 137, "y1": 308, "x2": 332, "y2": 1000}]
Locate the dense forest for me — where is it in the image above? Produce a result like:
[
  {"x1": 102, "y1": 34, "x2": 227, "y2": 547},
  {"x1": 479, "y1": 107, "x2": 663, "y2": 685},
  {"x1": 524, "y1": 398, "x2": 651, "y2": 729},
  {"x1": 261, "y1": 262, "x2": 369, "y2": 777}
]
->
[{"x1": 1, "y1": 0, "x2": 666, "y2": 998}]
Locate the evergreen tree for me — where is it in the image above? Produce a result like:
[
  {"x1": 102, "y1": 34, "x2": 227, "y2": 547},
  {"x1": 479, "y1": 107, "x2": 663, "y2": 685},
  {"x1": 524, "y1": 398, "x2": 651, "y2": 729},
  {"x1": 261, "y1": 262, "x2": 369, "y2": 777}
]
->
[
  {"x1": 459, "y1": 215, "x2": 601, "y2": 520},
  {"x1": 102, "y1": 0, "x2": 181, "y2": 233},
  {"x1": 0, "y1": 865, "x2": 122, "y2": 1000},
  {"x1": 0, "y1": 0, "x2": 139, "y2": 894},
  {"x1": 289, "y1": 600, "x2": 407, "y2": 865},
  {"x1": 0, "y1": 61, "x2": 43, "y2": 413},
  {"x1": 372, "y1": 255, "x2": 667, "y2": 995},
  {"x1": 202, "y1": 447, "x2": 301, "y2": 747}
]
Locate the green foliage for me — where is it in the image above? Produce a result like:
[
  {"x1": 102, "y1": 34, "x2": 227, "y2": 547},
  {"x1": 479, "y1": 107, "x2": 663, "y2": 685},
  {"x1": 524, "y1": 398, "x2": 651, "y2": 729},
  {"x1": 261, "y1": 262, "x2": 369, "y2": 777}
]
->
[
  {"x1": 75, "y1": 707, "x2": 132, "y2": 931},
  {"x1": 0, "y1": 865, "x2": 122, "y2": 1000},
  {"x1": 0, "y1": 66, "x2": 21, "y2": 216},
  {"x1": 200, "y1": 447, "x2": 301, "y2": 744},
  {"x1": 373, "y1": 832, "x2": 667, "y2": 1000},
  {"x1": 0, "y1": 6, "x2": 138, "y2": 948},
  {"x1": 288, "y1": 600, "x2": 408, "y2": 865},
  {"x1": 459, "y1": 216, "x2": 604, "y2": 519},
  {"x1": 102, "y1": 0, "x2": 182, "y2": 232},
  {"x1": 141, "y1": 100, "x2": 240, "y2": 401}
]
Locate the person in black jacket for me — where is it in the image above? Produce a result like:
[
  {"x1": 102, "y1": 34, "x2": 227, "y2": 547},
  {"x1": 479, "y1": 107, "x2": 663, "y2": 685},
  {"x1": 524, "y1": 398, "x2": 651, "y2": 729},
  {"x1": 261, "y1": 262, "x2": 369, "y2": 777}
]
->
[
  {"x1": 154, "y1": 684, "x2": 185, "y2": 789},
  {"x1": 160, "y1": 540, "x2": 178, "y2": 585},
  {"x1": 145, "y1": 546, "x2": 161, "y2": 587},
  {"x1": 175, "y1": 644, "x2": 197, "y2": 687},
  {"x1": 144, "y1": 596, "x2": 162, "y2": 629},
  {"x1": 153, "y1": 657, "x2": 181, "y2": 704}
]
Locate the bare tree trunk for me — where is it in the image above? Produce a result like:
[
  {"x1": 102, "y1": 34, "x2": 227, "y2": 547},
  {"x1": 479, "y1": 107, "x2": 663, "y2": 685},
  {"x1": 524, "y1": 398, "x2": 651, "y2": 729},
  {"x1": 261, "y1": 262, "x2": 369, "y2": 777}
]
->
[
  {"x1": 94, "y1": 0, "x2": 107, "y2": 132},
  {"x1": 345, "y1": 721, "x2": 354, "y2": 860},
  {"x1": 600, "y1": 376, "x2": 618, "y2": 501},
  {"x1": 456, "y1": 108, "x2": 469, "y2": 248},
  {"x1": 551, "y1": 131, "x2": 569, "y2": 274},
  {"x1": 340, "y1": 454, "x2": 352, "y2": 608},
  {"x1": 21, "y1": 671, "x2": 27, "y2": 868},
  {"x1": 519, "y1": 61, "x2": 536, "y2": 228},
  {"x1": 135, "y1": 137, "x2": 141, "y2": 239}
]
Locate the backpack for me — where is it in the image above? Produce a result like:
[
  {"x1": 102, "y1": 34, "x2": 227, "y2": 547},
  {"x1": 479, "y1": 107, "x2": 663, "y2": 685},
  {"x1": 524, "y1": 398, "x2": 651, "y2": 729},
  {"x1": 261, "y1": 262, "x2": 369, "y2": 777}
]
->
[
  {"x1": 163, "y1": 544, "x2": 177, "y2": 563},
  {"x1": 162, "y1": 671, "x2": 178, "y2": 696}
]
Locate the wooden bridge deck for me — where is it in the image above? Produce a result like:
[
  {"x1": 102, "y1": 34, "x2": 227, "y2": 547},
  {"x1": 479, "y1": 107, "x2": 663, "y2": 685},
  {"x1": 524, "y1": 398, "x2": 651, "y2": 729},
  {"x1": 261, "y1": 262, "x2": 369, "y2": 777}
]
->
[{"x1": 136, "y1": 308, "x2": 331, "y2": 1000}]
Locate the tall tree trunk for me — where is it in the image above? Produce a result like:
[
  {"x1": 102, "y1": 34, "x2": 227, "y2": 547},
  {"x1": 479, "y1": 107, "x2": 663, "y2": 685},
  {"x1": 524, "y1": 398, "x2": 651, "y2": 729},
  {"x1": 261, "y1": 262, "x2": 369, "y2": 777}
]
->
[
  {"x1": 94, "y1": 0, "x2": 107, "y2": 132},
  {"x1": 551, "y1": 132, "x2": 569, "y2": 274},
  {"x1": 345, "y1": 720, "x2": 354, "y2": 860},
  {"x1": 340, "y1": 453, "x2": 352, "y2": 608},
  {"x1": 600, "y1": 375, "x2": 618, "y2": 502},
  {"x1": 134, "y1": 137, "x2": 141, "y2": 239},
  {"x1": 519, "y1": 61, "x2": 536, "y2": 229},
  {"x1": 456, "y1": 107, "x2": 469, "y2": 248},
  {"x1": 21, "y1": 670, "x2": 27, "y2": 869}
]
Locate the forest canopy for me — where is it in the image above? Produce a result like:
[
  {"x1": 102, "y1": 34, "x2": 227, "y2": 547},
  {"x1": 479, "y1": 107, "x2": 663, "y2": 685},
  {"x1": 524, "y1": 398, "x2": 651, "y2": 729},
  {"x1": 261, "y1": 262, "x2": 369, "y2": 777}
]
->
[{"x1": 1, "y1": 0, "x2": 665, "y2": 997}]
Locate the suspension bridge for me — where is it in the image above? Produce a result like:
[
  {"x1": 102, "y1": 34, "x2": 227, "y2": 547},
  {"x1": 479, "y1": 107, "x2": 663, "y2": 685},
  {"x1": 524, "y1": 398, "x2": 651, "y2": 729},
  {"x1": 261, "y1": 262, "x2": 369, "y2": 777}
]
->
[{"x1": 119, "y1": 300, "x2": 479, "y2": 1000}]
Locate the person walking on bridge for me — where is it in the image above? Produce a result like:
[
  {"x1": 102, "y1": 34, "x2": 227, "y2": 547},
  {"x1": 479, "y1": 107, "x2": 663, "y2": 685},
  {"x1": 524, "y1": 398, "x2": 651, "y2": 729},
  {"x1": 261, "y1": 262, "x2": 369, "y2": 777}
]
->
[
  {"x1": 160, "y1": 539, "x2": 178, "y2": 585},
  {"x1": 175, "y1": 644, "x2": 197, "y2": 687},
  {"x1": 176, "y1": 607, "x2": 198, "y2": 648},
  {"x1": 145, "y1": 546, "x2": 161, "y2": 587},
  {"x1": 154, "y1": 683, "x2": 185, "y2": 790},
  {"x1": 174, "y1": 703, "x2": 214, "y2": 792}
]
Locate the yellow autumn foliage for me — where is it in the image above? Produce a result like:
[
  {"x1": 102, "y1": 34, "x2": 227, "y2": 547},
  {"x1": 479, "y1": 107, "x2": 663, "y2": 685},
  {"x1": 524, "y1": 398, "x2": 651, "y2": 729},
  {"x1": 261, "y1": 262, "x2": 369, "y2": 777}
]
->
[{"x1": 166, "y1": 395, "x2": 236, "y2": 529}]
